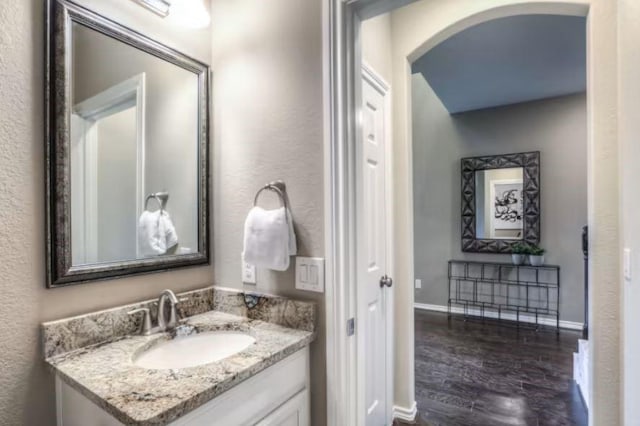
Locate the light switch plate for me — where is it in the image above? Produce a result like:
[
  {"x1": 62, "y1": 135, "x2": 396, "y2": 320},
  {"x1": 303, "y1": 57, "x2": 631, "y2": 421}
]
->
[
  {"x1": 242, "y1": 256, "x2": 257, "y2": 284},
  {"x1": 415, "y1": 279, "x2": 422, "y2": 289},
  {"x1": 295, "y1": 257, "x2": 325, "y2": 293},
  {"x1": 624, "y1": 248, "x2": 632, "y2": 281}
]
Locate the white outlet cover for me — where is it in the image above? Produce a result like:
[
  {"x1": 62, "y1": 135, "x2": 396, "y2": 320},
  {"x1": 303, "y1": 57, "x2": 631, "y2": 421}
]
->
[
  {"x1": 242, "y1": 257, "x2": 257, "y2": 284},
  {"x1": 415, "y1": 279, "x2": 422, "y2": 289}
]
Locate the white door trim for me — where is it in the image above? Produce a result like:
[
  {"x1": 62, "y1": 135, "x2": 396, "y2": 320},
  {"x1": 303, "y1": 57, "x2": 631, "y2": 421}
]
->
[
  {"x1": 323, "y1": 0, "x2": 358, "y2": 424},
  {"x1": 392, "y1": 401, "x2": 418, "y2": 422},
  {"x1": 324, "y1": 3, "x2": 400, "y2": 424},
  {"x1": 73, "y1": 73, "x2": 146, "y2": 258}
]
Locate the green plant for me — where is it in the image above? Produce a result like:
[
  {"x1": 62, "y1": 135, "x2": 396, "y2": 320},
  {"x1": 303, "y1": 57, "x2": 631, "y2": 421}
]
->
[
  {"x1": 511, "y1": 243, "x2": 529, "y2": 255},
  {"x1": 529, "y1": 245, "x2": 546, "y2": 256}
]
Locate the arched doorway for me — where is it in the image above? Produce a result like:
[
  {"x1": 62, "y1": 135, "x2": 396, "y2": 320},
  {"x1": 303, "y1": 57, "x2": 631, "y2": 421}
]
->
[{"x1": 325, "y1": 1, "x2": 620, "y2": 425}]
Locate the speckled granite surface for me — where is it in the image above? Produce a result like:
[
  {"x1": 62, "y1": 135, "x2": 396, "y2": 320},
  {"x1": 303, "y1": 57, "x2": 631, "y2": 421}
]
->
[
  {"x1": 42, "y1": 287, "x2": 316, "y2": 425},
  {"x1": 42, "y1": 286, "x2": 316, "y2": 358}
]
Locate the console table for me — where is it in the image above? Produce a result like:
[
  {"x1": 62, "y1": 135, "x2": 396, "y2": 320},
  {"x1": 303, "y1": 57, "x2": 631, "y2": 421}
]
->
[{"x1": 448, "y1": 260, "x2": 560, "y2": 332}]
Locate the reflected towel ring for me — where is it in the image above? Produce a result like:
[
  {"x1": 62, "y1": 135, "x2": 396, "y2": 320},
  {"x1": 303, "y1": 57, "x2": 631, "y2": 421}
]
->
[
  {"x1": 253, "y1": 183, "x2": 286, "y2": 208},
  {"x1": 145, "y1": 192, "x2": 169, "y2": 212}
]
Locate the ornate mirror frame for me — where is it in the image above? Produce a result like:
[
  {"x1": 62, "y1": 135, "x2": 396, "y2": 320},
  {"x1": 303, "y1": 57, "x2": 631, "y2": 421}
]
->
[
  {"x1": 45, "y1": 0, "x2": 210, "y2": 287},
  {"x1": 461, "y1": 151, "x2": 540, "y2": 253}
]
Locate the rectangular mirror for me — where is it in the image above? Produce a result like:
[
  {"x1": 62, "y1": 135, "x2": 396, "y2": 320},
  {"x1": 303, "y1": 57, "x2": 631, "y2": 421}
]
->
[
  {"x1": 461, "y1": 152, "x2": 540, "y2": 253},
  {"x1": 46, "y1": 0, "x2": 210, "y2": 286}
]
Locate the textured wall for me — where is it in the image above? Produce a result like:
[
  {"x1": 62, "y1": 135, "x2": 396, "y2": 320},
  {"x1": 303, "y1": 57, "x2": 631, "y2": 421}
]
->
[
  {"x1": 0, "y1": 1, "x2": 217, "y2": 424},
  {"x1": 211, "y1": 0, "x2": 326, "y2": 423},
  {"x1": 411, "y1": 81, "x2": 587, "y2": 323},
  {"x1": 388, "y1": 1, "x2": 619, "y2": 422},
  {"x1": 619, "y1": 0, "x2": 640, "y2": 423}
]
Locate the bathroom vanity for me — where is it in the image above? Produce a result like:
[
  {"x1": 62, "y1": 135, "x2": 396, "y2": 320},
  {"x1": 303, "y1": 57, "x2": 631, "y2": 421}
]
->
[{"x1": 43, "y1": 287, "x2": 316, "y2": 425}]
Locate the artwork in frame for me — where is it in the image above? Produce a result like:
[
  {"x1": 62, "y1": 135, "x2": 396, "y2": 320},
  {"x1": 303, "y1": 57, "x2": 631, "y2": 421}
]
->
[
  {"x1": 461, "y1": 151, "x2": 540, "y2": 253},
  {"x1": 490, "y1": 178, "x2": 524, "y2": 238}
]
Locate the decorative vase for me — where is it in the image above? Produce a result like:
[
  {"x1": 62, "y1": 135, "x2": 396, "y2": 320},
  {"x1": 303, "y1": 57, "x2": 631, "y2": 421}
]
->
[
  {"x1": 511, "y1": 254, "x2": 525, "y2": 265},
  {"x1": 529, "y1": 255, "x2": 545, "y2": 266}
]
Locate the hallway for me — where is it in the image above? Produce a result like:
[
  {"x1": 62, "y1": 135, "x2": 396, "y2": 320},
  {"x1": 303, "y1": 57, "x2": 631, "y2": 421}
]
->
[{"x1": 415, "y1": 310, "x2": 587, "y2": 426}]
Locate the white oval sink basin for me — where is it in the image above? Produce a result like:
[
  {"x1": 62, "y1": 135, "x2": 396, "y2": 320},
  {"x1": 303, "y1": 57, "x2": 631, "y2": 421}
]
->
[{"x1": 134, "y1": 331, "x2": 256, "y2": 370}]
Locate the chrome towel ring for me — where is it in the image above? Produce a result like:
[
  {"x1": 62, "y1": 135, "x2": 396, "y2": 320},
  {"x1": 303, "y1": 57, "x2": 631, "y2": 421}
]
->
[
  {"x1": 253, "y1": 181, "x2": 287, "y2": 208},
  {"x1": 145, "y1": 192, "x2": 169, "y2": 212}
]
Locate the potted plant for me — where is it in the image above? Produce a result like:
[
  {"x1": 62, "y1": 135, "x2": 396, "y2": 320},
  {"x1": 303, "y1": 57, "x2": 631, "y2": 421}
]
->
[
  {"x1": 511, "y1": 243, "x2": 528, "y2": 265},
  {"x1": 528, "y1": 245, "x2": 546, "y2": 266}
]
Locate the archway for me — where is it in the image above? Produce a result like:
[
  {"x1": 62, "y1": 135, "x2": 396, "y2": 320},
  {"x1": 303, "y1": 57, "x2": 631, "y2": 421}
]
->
[{"x1": 325, "y1": 1, "x2": 619, "y2": 425}]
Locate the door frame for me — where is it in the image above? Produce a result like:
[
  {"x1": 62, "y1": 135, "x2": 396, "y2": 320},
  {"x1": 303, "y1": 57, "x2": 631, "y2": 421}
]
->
[
  {"x1": 72, "y1": 73, "x2": 147, "y2": 258},
  {"x1": 324, "y1": 1, "x2": 621, "y2": 426},
  {"x1": 357, "y1": 62, "x2": 394, "y2": 425}
]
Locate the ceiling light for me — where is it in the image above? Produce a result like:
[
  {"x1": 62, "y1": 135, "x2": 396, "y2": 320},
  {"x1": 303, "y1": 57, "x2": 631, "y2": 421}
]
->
[
  {"x1": 169, "y1": 0, "x2": 211, "y2": 29},
  {"x1": 131, "y1": 0, "x2": 170, "y2": 17},
  {"x1": 131, "y1": 0, "x2": 211, "y2": 29}
]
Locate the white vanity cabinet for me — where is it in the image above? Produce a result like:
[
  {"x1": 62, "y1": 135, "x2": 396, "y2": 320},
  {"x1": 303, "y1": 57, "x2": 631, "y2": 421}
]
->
[{"x1": 56, "y1": 347, "x2": 310, "y2": 426}]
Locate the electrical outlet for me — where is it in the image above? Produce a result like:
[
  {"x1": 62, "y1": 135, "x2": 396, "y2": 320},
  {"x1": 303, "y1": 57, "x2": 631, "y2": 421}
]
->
[
  {"x1": 242, "y1": 257, "x2": 256, "y2": 284},
  {"x1": 415, "y1": 279, "x2": 422, "y2": 289}
]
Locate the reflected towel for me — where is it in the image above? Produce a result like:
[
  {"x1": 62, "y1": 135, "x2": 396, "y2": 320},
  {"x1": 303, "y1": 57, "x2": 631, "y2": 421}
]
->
[
  {"x1": 243, "y1": 206, "x2": 297, "y2": 271},
  {"x1": 138, "y1": 210, "x2": 179, "y2": 257}
]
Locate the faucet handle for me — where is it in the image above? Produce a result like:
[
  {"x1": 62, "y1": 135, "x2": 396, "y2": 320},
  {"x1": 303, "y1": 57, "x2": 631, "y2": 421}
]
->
[{"x1": 128, "y1": 307, "x2": 152, "y2": 335}]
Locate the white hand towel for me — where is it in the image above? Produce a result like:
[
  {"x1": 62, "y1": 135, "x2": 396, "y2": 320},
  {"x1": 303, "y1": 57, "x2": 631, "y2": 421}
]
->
[
  {"x1": 243, "y1": 206, "x2": 297, "y2": 271},
  {"x1": 138, "y1": 210, "x2": 179, "y2": 257},
  {"x1": 286, "y1": 208, "x2": 297, "y2": 256}
]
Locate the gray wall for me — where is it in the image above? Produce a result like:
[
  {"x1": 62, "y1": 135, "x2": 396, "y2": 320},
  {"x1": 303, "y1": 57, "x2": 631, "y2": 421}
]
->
[{"x1": 412, "y1": 72, "x2": 587, "y2": 323}]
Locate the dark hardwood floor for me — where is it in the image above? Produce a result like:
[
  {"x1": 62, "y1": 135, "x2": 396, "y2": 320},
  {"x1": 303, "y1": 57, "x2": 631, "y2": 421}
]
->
[{"x1": 414, "y1": 310, "x2": 588, "y2": 426}]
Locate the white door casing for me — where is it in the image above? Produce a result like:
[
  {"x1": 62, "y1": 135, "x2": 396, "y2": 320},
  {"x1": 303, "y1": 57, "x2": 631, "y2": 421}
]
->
[
  {"x1": 70, "y1": 114, "x2": 98, "y2": 265},
  {"x1": 357, "y1": 64, "x2": 393, "y2": 425},
  {"x1": 71, "y1": 73, "x2": 146, "y2": 261}
]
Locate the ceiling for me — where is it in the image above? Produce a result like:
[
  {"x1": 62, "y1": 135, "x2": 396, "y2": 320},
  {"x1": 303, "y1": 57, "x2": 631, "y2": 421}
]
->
[{"x1": 411, "y1": 14, "x2": 586, "y2": 114}]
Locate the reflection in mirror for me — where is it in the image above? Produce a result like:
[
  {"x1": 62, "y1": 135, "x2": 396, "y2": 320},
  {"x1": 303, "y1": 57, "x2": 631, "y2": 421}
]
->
[
  {"x1": 69, "y1": 22, "x2": 199, "y2": 266},
  {"x1": 475, "y1": 168, "x2": 524, "y2": 240}
]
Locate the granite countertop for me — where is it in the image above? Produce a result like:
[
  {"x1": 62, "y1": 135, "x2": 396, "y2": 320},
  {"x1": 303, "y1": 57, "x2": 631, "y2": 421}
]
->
[{"x1": 46, "y1": 308, "x2": 315, "y2": 425}]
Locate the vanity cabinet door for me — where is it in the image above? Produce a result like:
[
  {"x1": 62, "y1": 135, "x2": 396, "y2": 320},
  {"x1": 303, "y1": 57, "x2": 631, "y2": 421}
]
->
[
  {"x1": 255, "y1": 389, "x2": 309, "y2": 426},
  {"x1": 56, "y1": 348, "x2": 310, "y2": 426}
]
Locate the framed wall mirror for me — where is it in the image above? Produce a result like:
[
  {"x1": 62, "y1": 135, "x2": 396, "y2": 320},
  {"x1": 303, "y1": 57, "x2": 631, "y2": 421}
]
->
[
  {"x1": 45, "y1": 0, "x2": 210, "y2": 287},
  {"x1": 461, "y1": 152, "x2": 540, "y2": 253}
]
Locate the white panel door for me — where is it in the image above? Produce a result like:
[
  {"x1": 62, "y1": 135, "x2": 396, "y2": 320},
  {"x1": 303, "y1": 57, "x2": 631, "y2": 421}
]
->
[{"x1": 358, "y1": 66, "x2": 391, "y2": 426}]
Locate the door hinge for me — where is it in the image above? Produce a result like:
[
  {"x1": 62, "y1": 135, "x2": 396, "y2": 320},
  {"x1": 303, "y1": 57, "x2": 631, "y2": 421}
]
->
[{"x1": 347, "y1": 318, "x2": 355, "y2": 336}]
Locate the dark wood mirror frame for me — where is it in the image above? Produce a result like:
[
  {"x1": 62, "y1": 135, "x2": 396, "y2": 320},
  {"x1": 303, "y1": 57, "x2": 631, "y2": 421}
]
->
[
  {"x1": 45, "y1": 0, "x2": 210, "y2": 287},
  {"x1": 461, "y1": 151, "x2": 540, "y2": 253}
]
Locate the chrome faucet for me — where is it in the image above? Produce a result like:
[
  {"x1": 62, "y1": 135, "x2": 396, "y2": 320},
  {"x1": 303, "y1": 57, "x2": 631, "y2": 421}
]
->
[
  {"x1": 157, "y1": 289, "x2": 179, "y2": 331},
  {"x1": 127, "y1": 289, "x2": 182, "y2": 335}
]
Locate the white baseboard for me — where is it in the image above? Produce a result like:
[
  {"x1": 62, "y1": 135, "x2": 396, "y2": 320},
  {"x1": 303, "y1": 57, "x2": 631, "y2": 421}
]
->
[
  {"x1": 392, "y1": 400, "x2": 417, "y2": 422},
  {"x1": 414, "y1": 303, "x2": 584, "y2": 331}
]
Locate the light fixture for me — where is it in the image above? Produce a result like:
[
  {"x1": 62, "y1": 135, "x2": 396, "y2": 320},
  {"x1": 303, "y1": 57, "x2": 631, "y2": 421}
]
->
[
  {"x1": 130, "y1": 0, "x2": 211, "y2": 29},
  {"x1": 168, "y1": 0, "x2": 211, "y2": 29},
  {"x1": 131, "y1": 0, "x2": 171, "y2": 17}
]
